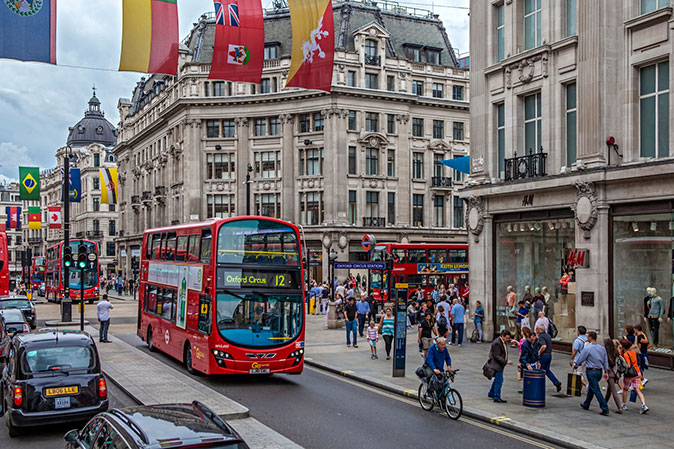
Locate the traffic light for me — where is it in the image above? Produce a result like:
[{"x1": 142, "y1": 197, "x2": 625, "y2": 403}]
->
[
  {"x1": 131, "y1": 256, "x2": 139, "y2": 270},
  {"x1": 77, "y1": 243, "x2": 87, "y2": 269},
  {"x1": 64, "y1": 246, "x2": 73, "y2": 268}
]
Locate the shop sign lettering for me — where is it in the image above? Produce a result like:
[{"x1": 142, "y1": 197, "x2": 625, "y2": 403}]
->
[{"x1": 566, "y1": 249, "x2": 589, "y2": 268}]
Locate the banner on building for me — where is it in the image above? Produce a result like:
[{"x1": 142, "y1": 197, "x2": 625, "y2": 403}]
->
[
  {"x1": 19, "y1": 166, "x2": 41, "y2": 201},
  {"x1": 119, "y1": 0, "x2": 179, "y2": 75},
  {"x1": 27, "y1": 207, "x2": 41, "y2": 230},
  {"x1": 286, "y1": 0, "x2": 334, "y2": 92},
  {"x1": 61, "y1": 167, "x2": 81, "y2": 202},
  {"x1": 99, "y1": 168, "x2": 118, "y2": 204},
  {"x1": 5, "y1": 206, "x2": 21, "y2": 230},
  {"x1": 0, "y1": 0, "x2": 57, "y2": 64},
  {"x1": 48, "y1": 206, "x2": 61, "y2": 229},
  {"x1": 209, "y1": 0, "x2": 265, "y2": 83}
]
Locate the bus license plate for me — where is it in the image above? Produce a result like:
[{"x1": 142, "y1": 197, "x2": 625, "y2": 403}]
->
[
  {"x1": 249, "y1": 368, "x2": 270, "y2": 374},
  {"x1": 54, "y1": 397, "x2": 71, "y2": 409}
]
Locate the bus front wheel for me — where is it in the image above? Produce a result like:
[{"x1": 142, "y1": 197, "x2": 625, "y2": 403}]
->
[
  {"x1": 184, "y1": 344, "x2": 197, "y2": 376},
  {"x1": 147, "y1": 327, "x2": 155, "y2": 352}
]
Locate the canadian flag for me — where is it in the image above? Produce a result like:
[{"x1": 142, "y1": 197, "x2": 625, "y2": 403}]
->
[{"x1": 48, "y1": 206, "x2": 62, "y2": 230}]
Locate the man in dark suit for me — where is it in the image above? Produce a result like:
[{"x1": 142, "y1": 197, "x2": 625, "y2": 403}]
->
[{"x1": 485, "y1": 330, "x2": 513, "y2": 403}]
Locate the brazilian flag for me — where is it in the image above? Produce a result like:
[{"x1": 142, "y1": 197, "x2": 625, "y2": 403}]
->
[{"x1": 19, "y1": 167, "x2": 40, "y2": 201}]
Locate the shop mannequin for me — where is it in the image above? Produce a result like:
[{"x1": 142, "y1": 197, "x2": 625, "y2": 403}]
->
[
  {"x1": 646, "y1": 287, "x2": 664, "y2": 347},
  {"x1": 523, "y1": 285, "x2": 533, "y2": 307},
  {"x1": 542, "y1": 286, "x2": 552, "y2": 316},
  {"x1": 557, "y1": 272, "x2": 570, "y2": 313},
  {"x1": 506, "y1": 286, "x2": 517, "y2": 334}
]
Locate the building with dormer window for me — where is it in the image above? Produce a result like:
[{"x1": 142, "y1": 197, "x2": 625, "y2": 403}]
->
[{"x1": 114, "y1": 0, "x2": 470, "y2": 282}]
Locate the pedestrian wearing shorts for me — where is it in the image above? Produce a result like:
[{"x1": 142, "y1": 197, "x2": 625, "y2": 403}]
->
[
  {"x1": 620, "y1": 338, "x2": 649, "y2": 414},
  {"x1": 367, "y1": 321, "x2": 379, "y2": 359},
  {"x1": 418, "y1": 312, "x2": 437, "y2": 359}
]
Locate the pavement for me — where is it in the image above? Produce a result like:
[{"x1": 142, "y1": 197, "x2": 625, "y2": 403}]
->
[{"x1": 303, "y1": 314, "x2": 674, "y2": 449}]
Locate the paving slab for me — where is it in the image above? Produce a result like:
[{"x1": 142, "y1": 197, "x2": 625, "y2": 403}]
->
[{"x1": 304, "y1": 315, "x2": 674, "y2": 449}]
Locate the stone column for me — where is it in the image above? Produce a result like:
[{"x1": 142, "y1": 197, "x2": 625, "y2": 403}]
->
[
  {"x1": 235, "y1": 117, "x2": 250, "y2": 215},
  {"x1": 185, "y1": 119, "x2": 202, "y2": 221},
  {"x1": 280, "y1": 114, "x2": 295, "y2": 222},
  {"x1": 396, "y1": 114, "x2": 411, "y2": 226}
]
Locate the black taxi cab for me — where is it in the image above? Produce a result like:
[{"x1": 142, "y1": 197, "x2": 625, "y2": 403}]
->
[{"x1": 0, "y1": 329, "x2": 108, "y2": 437}]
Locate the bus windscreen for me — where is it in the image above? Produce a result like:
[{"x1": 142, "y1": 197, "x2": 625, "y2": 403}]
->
[{"x1": 217, "y1": 220, "x2": 299, "y2": 266}]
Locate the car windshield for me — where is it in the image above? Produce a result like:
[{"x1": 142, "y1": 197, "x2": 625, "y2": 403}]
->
[
  {"x1": 216, "y1": 293, "x2": 302, "y2": 347},
  {"x1": 1, "y1": 309, "x2": 25, "y2": 322},
  {"x1": 21, "y1": 345, "x2": 95, "y2": 373},
  {"x1": 0, "y1": 299, "x2": 31, "y2": 309}
]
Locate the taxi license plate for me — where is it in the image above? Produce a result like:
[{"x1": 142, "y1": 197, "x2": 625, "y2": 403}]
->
[
  {"x1": 249, "y1": 368, "x2": 270, "y2": 374},
  {"x1": 45, "y1": 386, "x2": 79, "y2": 397},
  {"x1": 54, "y1": 397, "x2": 71, "y2": 409}
]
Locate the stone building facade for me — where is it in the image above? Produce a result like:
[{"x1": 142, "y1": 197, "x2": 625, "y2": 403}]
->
[
  {"x1": 465, "y1": 0, "x2": 674, "y2": 365},
  {"x1": 114, "y1": 0, "x2": 470, "y2": 282},
  {"x1": 38, "y1": 92, "x2": 119, "y2": 275},
  {"x1": 0, "y1": 182, "x2": 24, "y2": 281}
]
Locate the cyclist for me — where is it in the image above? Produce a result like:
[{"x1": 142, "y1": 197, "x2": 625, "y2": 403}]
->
[{"x1": 423, "y1": 337, "x2": 452, "y2": 382}]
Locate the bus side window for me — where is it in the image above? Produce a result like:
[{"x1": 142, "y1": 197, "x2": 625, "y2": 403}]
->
[
  {"x1": 165, "y1": 232, "x2": 177, "y2": 261},
  {"x1": 200, "y1": 229, "x2": 212, "y2": 264},
  {"x1": 198, "y1": 295, "x2": 211, "y2": 335},
  {"x1": 176, "y1": 235, "x2": 188, "y2": 263},
  {"x1": 145, "y1": 287, "x2": 158, "y2": 314},
  {"x1": 151, "y1": 234, "x2": 161, "y2": 260},
  {"x1": 187, "y1": 235, "x2": 200, "y2": 263}
]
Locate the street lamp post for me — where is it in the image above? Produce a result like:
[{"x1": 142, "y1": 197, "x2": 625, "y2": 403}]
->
[
  {"x1": 328, "y1": 248, "x2": 338, "y2": 302},
  {"x1": 246, "y1": 163, "x2": 253, "y2": 215},
  {"x1": 61, "y1": 145, "x2": 72, "y2": 322}
]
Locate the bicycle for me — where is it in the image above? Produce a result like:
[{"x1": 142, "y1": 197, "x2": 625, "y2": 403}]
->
[{"x1": 417, "y1": 369, "x2": 463, "y2": 420}]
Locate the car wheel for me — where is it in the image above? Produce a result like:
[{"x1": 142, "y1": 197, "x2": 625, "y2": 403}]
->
[
  {"x1": 5, "y1": 401, "x2": 19, "y2": 438},
  {"x1": 184, "y1": 344, "x2": 197, "y2": 375},
  {"x1": 147, "y1": 327, "x2": 155, "y2": 352}
]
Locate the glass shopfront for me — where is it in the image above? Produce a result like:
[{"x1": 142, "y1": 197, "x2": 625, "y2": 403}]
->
[
  {"x1": 613, "y1": 213, "x2": 674, "y2": 354},
  {"x1": 495, "y1": 215, "x2": 576, "y2": 342}
]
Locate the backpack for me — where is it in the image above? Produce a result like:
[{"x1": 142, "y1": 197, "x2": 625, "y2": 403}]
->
[
  {"x1": 547, "y1": 320, "x2": 558, "y2": 338},
  {"x1": 615, "y1": 354, "x2": 628, "y2": 376},
  {"x1": 469, "y1": 328, "x2": 479, "y2": 343},
  {"x1": 438, "y1": 314, "x2": 448, "y2": 329}
]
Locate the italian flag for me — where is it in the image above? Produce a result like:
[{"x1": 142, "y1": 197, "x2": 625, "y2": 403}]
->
[{"x1": 119, "y1": 0, "x2": 179, "y2": 75}]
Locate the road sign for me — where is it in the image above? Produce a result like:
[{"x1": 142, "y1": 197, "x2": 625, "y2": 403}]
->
[
  {"x1": 333, "y1": 262, "x2": 386, "y2": 270},
  {"x1": 88, "y1": 253, "x2": 96, "y2": 261}
]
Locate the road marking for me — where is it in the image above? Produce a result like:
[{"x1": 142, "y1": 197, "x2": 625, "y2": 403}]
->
[
  {"x1": 306, "y1": 366, "x2": 555, "y2": 449},
  {"x1": 490, "y1": 415, "x2": 512, "y2": 424}
]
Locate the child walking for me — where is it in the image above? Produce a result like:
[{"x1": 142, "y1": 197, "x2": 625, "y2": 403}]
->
[{"x1": 367, "y1": 320, "x2": 379, "y2": 359}]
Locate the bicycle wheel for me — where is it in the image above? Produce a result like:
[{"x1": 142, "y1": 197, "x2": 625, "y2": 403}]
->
[
  {"x1": 444, "y1": 388, "x2": 463, "y2": 420},
  {"x1": 418, "y1": 382, "x2": 435, "y2": 411}
]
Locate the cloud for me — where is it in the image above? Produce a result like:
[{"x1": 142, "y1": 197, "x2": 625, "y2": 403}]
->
[{"x1": 0, "y1": 142, "x2": 39, "y2": 182}]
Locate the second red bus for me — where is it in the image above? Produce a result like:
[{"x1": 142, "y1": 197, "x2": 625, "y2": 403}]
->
[
  {"x1": 45, "y1": 240, "x2": 101, "y2": 303},
  {"x1": 31, "y1": 256, "x2": 46, "y2": 296}
]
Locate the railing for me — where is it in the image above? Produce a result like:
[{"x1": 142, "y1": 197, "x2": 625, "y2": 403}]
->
[
  {"x1": 431, "y1": 176, "x2": 452, "y2": 188},
  {"x1": 142, "y1": 191, "x2": 153, "y2": 202},
  {"x1": 87, "y1": 230, "x2": 103, "y2": 238},
  {"x1": 363, "y1": 217, "x2": 386, "y2": 227},
  {"x1": 365, "y1": 55, "x2": 381, "y2": 66},
  {"x1": 154, "y1": 186, "x2": 166, "y2": 197},
  {"x1": 504, "y1": 149, "x2": 548, "y2": 182},
  {"x1": 264, "y1": 59, "x2": 281, "y2": 68},
  {"x1": 27, "y1": 237, "x2": 42, "y2": 244},
  {"x1": 75, "y1": 232, "x2": 84, "y2": 238}
]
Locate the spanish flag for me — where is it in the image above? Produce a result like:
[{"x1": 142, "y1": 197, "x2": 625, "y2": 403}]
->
[
  {"x1": 119, "y1": 0, "x2": 179, "y2": 75},
  {"x1": 286, "y1": 0, "x2": 334, "y2": 92},
  {"x1": 100, "y1": 168, "x2": 118, "y2": 205},
  {"x1": 28, "y1": 207, "x2": 41, "y2": 230}
]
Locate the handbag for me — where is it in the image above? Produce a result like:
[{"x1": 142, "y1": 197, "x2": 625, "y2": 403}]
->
[
  {"x1": 482, "y1": 359, "x2": 495, "y2": 380},
  {"x1": 567, "y1": 370, "x2": 583, "y2": 397},
  {"x1": 623, "y1": 350, "x2": 639, "y2": 378}
]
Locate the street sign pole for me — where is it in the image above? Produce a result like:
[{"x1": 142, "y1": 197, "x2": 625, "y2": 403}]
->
[
  {"x1": 62, "y1": 147, "x2": 71, "y2": 322},
  {"x1": 392, "y1": 250, "x2": 407, "y2": 377},
  {"x1": 80, "y1": 264, "x2": 85, "y2": 331}
]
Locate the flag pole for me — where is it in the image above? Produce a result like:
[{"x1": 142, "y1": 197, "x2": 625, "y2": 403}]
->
[{"x1": 61, "y1": 146, "x2": 72, "y2": 322}]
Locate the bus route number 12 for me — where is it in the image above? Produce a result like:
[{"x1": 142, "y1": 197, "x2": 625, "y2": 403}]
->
[{"x1": 274, "y1": 275, "x2": 286, "y2": 287}]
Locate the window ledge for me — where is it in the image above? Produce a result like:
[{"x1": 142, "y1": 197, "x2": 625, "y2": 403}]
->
[
  {"x1": 624, "y1": 6, "x2": 672, "y2": 30},
  {"x1": 484, "y1": 44, "x2": 552, "y2": 76}
]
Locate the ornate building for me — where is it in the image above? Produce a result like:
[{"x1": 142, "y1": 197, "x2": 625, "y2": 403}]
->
[
  {"x1": 465, "y1": 0, "x2": 674, "y2": 364},
  {"x1": 114, "y1": 0, "x2": 470, "y2": 281},
  {"x1": 39, "y1": 91, "x2": 120, "y2": 275}
]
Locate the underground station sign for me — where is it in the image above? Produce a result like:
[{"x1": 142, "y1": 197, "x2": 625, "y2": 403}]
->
[{"x1": 362, "y1": 234, "x2": 376, "y2": 252}]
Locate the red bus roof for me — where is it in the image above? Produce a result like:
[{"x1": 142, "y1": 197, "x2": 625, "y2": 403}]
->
[{"x1": 142, "y1": 216, "x2": 301, "y2": 235}]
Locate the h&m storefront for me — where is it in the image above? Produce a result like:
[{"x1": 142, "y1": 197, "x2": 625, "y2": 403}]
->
[{"x1": 465, "y1": 174, "x2": 674, "y2": 367}]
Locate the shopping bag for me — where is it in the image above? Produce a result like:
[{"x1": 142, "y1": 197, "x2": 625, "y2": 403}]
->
[
  {"x1": 567, "y1": 371, "x2": 582, "y2": 397},
  {"x1": 629, "y1": 389, "x2": 637, "y2": 403},
  {"x1": 521, "y1": 317, "x2": 531, "y2": 329}
]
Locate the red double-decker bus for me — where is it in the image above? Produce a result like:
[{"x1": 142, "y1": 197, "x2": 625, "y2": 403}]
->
[
  {"x1": 138, "y1": 216, "x2": 306, "y2": 376},
  {"x1": 31, "y1": 256, "x2": 46, "y2": 295},
  {"x1": 45, "y1": 240, "x2": 101, "y2": 303},
  {"x1": 370, "y1": 243, "x2": 469, "y2": 302},
  {"x1": 0, "y1": 231, "x2": 8, "y2": 296}
]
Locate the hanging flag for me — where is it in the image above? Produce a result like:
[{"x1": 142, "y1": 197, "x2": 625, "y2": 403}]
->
[
  {"x1": 119, "y1": 0, "x2": 179, "y2": 75},
  {"x1": 5, "y1": 206, "x2": 21, "y2": 230},
  {"x1": 48, "y1": 206, "x2": 61, "y2": 230},
  {"x1": 0, "y1": 0, "x2": 56, "y2": 64},
  {"x1": 286, "y1": 0, "x2": 334, "y2": 92},
  {"x1": 61, "y1": 167, "x2": 82, "y2": 203},
  {"x1": 19, "y1": 166, "x2": 41, "y2": 201},
  {"x1": 27, "y1": 207, "x2": 41, "y2": 230},
  {"x1": 440, "y1": 156, "x2": 471, "y2": 175},
  {"x1": 209, "y1": 0, "x2": 264, "y2": 83},
  {"x1": 99, "y1": 168, "x2": 119, "y2": 204}
]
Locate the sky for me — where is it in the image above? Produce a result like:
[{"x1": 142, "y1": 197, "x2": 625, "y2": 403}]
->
[{"x1": 0, "y1": 0, "x2": 469, "y2": 185}]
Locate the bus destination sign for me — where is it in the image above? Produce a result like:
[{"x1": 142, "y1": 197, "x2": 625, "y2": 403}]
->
[{"x1": 217, "y1": 269, "x2": 300, "y2": 290}]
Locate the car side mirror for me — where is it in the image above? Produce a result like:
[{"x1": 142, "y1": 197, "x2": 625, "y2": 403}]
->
[{"x1": 64, "y1": 429, "x2": 79, "y2": 443}]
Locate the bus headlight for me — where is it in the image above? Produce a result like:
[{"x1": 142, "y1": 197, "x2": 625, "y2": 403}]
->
[
  {"x1": 212, "y1": 349, "x2": 233, "y2": 367},
  {"x1": 289, "y1": 349, "x2": 304, "y2": 366}
]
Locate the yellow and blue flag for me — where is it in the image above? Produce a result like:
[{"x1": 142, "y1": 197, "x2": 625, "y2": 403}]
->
[
  {"x1": 100, "y1": 168, "x2": 118, "y2": 204},
  {"x1": 0, "y1": 0, "x2": 57, "y2": 64}
]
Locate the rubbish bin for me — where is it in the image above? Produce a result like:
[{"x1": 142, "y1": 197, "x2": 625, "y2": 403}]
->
[{"x1": 522, "y1": 369, "x2": 546, "y2": 408}]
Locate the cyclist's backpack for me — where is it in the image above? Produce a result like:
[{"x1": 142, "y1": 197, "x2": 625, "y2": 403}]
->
[
  {"x1": 415, "y1": 366, "x2": 426, "y2": 379},
  {"x1": 429, "y1": 374, "x2": 444, "y2": 393}
]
